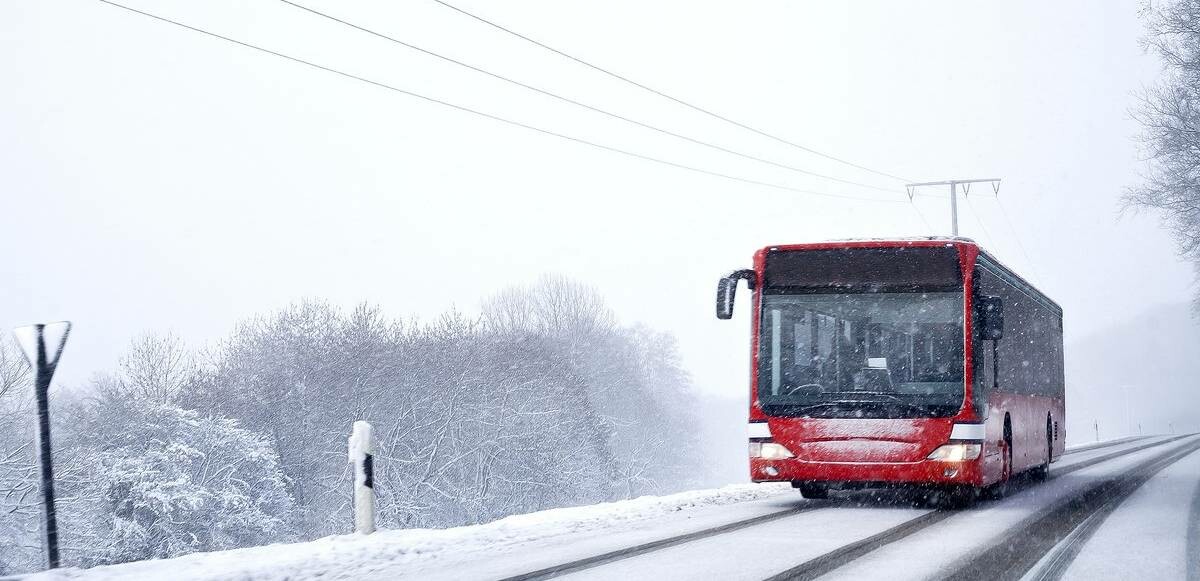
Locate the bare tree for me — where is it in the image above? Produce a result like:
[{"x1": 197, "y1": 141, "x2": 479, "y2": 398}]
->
[
  {"x1": 481, "y1": 286, "x2": 539, "y2": 334},
  {"x1": 0, "y1": 336, "x2": 30, "y2": 405},
  {"x1": 112, "y1": 332, "x2": 195, "y2": 404},
  {"x1": 0, "y1": 337, "x2": 37, "y2": 573},
  {"x1": 1130, "y1": 0, "x2": 1200, "y2": 307},
  {"x1": 531, "y1": 274, "x2": 616, "y2": 337},
  {"x1": 483, "y1": 274, "x2": 616, "y2": 337}
]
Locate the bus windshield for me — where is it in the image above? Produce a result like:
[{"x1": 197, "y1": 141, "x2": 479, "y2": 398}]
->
[{"x1": 757, "y1": 291, "x2": 965, "y2": 418}]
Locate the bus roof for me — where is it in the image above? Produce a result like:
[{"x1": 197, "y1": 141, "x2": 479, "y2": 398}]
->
[{"x1": 756, "y1": 237, "x2": 1060, "y2": 315}]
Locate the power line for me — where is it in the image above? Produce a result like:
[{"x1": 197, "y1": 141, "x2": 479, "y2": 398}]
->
[
  {"x1": 909, "y1": 201, "x2": 934, "y2": 233},
  {"x1": 994, "y1": 198, "x2": 1045, "y2": 285},
  {"x1": 97, "y1": 0, "x2": 911, "y2": 205},
  {"x1": 430, "y1": 0, "x2": 913, "y2": 184},
  {"x1": 963, "y1": 194, "x2": 997, "y2": 249},
  {"x1": 278, "y1": 0, "x2": 900, "y2": 196}
]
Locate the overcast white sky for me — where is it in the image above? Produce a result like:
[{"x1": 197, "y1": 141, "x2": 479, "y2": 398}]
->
[{"x1": 2, "y1": 1, "x2": 1194, "y2": 405}]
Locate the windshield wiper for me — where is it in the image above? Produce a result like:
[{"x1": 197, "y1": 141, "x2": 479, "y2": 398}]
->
[{"x1": 791, "y1": 400, "x2": 931, "y2": 414}]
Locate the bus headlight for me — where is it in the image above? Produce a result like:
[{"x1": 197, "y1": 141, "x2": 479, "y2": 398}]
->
[
  {"x1": 750, "y1": 441, "x2": 794, "y2": 460},
  {"x1": 927, "y1": 443, "x2": 982, "y2": 462}
]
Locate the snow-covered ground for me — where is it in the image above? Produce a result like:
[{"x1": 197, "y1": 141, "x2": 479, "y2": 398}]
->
[
  {"x1": 21, "y1": 436, "x2": 1200, "y2": 581},
  {"x1": 26, "y1": 483, "x2": 792, "y2": 581}
]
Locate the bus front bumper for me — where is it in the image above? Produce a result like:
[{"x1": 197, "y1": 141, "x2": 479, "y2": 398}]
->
[{"x1": 750, "y1": 456, "x2": 984, "y2": 487}]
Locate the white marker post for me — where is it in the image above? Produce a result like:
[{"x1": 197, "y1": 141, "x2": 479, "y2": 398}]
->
[{"x1": 348, "y1": 421, "x2": 375, "y2": 534}]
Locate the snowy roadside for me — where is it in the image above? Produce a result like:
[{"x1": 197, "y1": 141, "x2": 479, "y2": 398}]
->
[
  {"x1": 1063, "y1": 435, "x2": 1149, "y2": 455},
  {"x1": 26, "y1": 483, "x2": 790, "y2": 581}
]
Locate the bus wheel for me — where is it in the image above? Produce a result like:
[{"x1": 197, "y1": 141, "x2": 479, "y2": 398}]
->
[
  {"x1": 795, "y1": 482, "x2": 830, "y2": 499},
  {"x1": 1033, "y1": 418, "x2": 1052, "y2": 480},
  {"x1": 981, "y1": 415, "x2": 1015, "y2": 500},
  {"x1": 939, "y1": 486, "x2": 979, "y2": 509},
  {"x1": 1003, "y1": 415, "x2": 1014, "y2": 482}
]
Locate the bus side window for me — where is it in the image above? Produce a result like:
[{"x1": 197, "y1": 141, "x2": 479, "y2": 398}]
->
[
  {"x1": 974, "y1": 268, "x2": 1001, "y2": 413},
  {"x1": 981, "y1": 341, "x2": 996, "y2": 388}
]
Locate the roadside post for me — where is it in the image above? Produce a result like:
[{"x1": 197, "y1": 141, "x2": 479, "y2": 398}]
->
[
  {"x1": 348, "y1": 420, "x2": 376, "y2": 534},
  {"x1": 12, "y1": 322, "x2": 72, "y2": 570}
]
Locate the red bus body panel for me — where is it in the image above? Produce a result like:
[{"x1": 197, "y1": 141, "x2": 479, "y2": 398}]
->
[{"x1": 746, "y1": 239, "x2": 1065, "y2": 489}]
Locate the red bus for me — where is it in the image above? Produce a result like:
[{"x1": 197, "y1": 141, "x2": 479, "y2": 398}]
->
[{"x1": 716, "y1": 238, "x2": 1065, "y2": 499}]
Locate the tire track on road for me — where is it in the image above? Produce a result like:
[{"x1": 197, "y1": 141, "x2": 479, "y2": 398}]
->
[
  {"x1": 762, "y1": 509, "x2": 955, "y2": 581},
  {"x1": 938, "y1": 435, "x2": 1200, "y2": 581},
  {"x1": 761, "y1": 435, "x2": 1192, "y2": 581},
  {"x1": 501, "y1": 436, "x2": 1186, "y2": 581},
  {"x1": 1020, "y1": 509, "x2": 1104, "y2": 581},
  {"x1": 1062, "y1": 435, "x2": 1151, "y2": 457},
  {"x1": 498, "y1": 502, "x2": 823, "y2": 581}
]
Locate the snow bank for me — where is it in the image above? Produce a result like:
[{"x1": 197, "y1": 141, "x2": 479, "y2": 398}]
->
[{"x1": 29, "y1": 483, "x2": 789, "y2": 581}]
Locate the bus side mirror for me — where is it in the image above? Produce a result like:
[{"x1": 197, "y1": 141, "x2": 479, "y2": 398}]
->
[
  {"x1": 716, "y1": 269, "x2": 756, "y2": 320},
  {"x1": 979, "y1": 295, "x2": 1004, "y2": 340}
]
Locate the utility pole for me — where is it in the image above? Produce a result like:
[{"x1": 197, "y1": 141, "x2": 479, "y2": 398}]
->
[{"x1": 906, "y1": 178, "x2": 1001, "y2": 237}]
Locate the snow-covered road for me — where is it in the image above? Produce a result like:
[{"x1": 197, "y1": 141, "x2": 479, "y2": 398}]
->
[
  {"x1": 22, "y1": 435, "x2": 1200, "y2": 581},
  {"x1": 1054, "y1": 440, "x2": 1200, "y2": 580}
]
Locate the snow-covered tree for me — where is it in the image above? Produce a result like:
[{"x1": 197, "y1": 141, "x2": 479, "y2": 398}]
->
[
  {"x1": 483, "y1": 280, "x2": 707, "y2": 497},
  {"x1": 66, "y1": 402, "x2": 294, "y2": 566},
  {"x1": 34, "y1": 278, "x2": 703, "y2": 569},
  {"x1": 182, "y1": 300, "x2": 385, "y2": 534},
  {"x1": 0, "y1": 337, "x2": 37, "y2": 574}
]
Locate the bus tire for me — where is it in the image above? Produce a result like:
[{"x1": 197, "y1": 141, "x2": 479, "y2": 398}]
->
[
  {"x1": 939, "y1": 486, "x2": 980, "y2": 509},
  {"x1": 1003, "y1": 414, "x2": 1013, "y2": 481},
  {"x1": 796, "y1": 482, "x2": 830, "y2": 499},
  {"x1": 1033, "y1": 417, "x2": 1052, "y2": 480}
]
